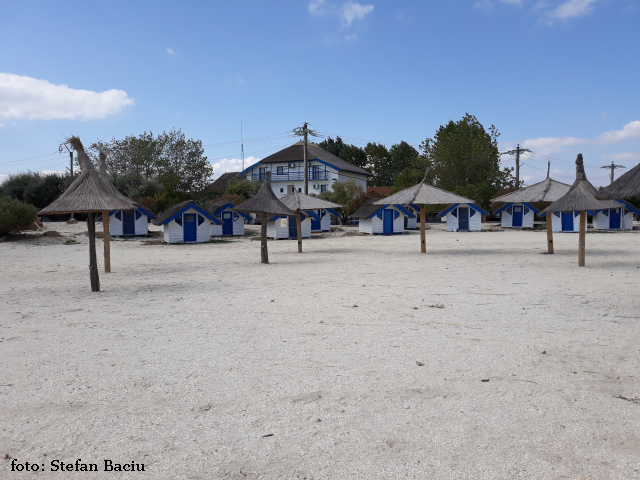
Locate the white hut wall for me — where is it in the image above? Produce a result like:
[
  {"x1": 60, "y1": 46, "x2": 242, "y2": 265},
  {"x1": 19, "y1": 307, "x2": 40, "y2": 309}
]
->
[
  {"x1": 358, "y1": 218, "x2": 373, "y2": 234},
  {"x1": 592, "y1": 211, "x2": 609, "y2": 230},
  {"x1": 446, "y1": 211, "x2": 458, "y2": 231},
  {"x1": 163, "y1": 208, "x2": 211, "y2": 243},
  {"x1": 163, "y1": 219, "x2": 182, "y2": 243},
  {"x1": 267, "y1": 218, "x2": 289, "y2": 239},
  {"x1": 500, "y1": 207, "x2": 512, "y2": 227},
  {"x1": 405, "y1": 206, "x2": 417, "y2": 229},
  {"x1": 233, "y1": 213, "x2": 245, "y2": 235},
  {"x1": 320, "y1": 210, "x2": 331, "y2": 231},
  {"x1": 623, "y1": 208, "x2": 634, "y2": 229},
  {"x1": 301, "y1": 216, "x2": 312, "y2": 237},
  {"x1": 549, "y1": 212, "x2": 562, "y2": 232},
  {"x1": 211, "y1": 224, "x2": 223, "y2": 236},
  {"x1": 368, "y1": 207, "x2": 404, "y2": 234},
  {"x1": 109, "y1": 212, "x2": 123, "y2": 236},
  {"x1": 468, "y1": 207, "x2": 482, "y2": 231},
  {"x1": 135, "y1": 211, "x2": 149, "y2": 235}
]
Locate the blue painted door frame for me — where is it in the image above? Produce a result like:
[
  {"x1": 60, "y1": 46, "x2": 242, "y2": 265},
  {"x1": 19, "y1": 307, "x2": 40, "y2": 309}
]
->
[
  {"x1": 609, "y1": 208, "x2": 621, "y2": 229},
  {"x1": 123, "y1": 210, "x2": 135, "y2": 235},
  {"x1": 288, "y1": 216, "x2": 298, "y2": 237},
  {"x1": 311, "y1": 210, "x2": 321, "y2": 231},
  {"x1": 222, "y1": 212, "x2": 233, "y2": 235},
  {"x1": 512, "y1": 205, "x2": 523, "y2": 227},
  {"x1": 383, "y1": 209, "x2": 394, "y2": 234},
  {"x1": 561, "y1": 212, "x2": 574, "y2": 231},
  {"x1": 458, "y1": 207, "x2": 469, "y2": 230},
  {"x1": 183, "y1": 214, "x2": 197, "y2": 242}
]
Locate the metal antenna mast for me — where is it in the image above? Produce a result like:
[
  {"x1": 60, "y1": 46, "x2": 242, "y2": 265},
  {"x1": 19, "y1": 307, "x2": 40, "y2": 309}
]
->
[{"x1": 241, "y1": 121, "x2": 245, "y2": 171}]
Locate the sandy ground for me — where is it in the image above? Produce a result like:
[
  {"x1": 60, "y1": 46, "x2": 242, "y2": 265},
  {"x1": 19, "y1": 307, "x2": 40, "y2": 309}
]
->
[{"x1": 1, "y1": 220, "x2": 639, "y2": 480}]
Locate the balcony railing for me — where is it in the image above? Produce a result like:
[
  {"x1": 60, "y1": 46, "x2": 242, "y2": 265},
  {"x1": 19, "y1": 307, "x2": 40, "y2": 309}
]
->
[{"x1": 250, "y1": 171, "x2": 329, "y2": 182}]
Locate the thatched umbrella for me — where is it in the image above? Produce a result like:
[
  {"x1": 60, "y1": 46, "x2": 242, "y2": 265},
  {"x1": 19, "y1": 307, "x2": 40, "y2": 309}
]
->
[
  {"x1": 279, "y1": 191, "x2": 340, "y2": 253},
  {"x1": 492, "y1": 174, "x2": 571, "y2": 254},
  {"x1": 232, "y1": 172, "x2": 295, "y2": 263},
  {"x1": 540, "y1": 154, "x2": 620, "y2": 266},
  {"x1": 595, "y1": 161, "x2": 640, "y2": 200},
  {"x1": 38, "y1": 137, "x2": 135, "y2": 291},
  {"x1": 372, "y1": 178, "x2": 474, "y2": 253}
]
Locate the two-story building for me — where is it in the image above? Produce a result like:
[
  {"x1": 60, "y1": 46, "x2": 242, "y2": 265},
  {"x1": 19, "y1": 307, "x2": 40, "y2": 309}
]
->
[{"x1": 239, "y1": 141, "x2": 371, "y2": 197}]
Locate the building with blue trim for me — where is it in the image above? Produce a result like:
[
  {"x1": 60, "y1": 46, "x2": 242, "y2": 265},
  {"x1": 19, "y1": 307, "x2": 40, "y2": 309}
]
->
[
  {"x1": 352, "y1": 199, "x2": 413, "y2": 235},
  {"x1": 494, "y1": 202, "x2": 539, "y2": 229},
  {"x1": 440, "y1": 203, "x2": 488, "y2": 232},
  {"x1": 208, "y1": 201, "x2": 252, "y2": 236},
  {"x1": 153, "y1": 200, "x2": 223, "y2": 243},
  {"x1": 108, "y1": 204, "x2": 155, "y2": 236},
  {"x1": 591, "y1": 200, "x2": 639, "y2": 230},
  {"x1": 240, "y1": 141, "x2": 371, "y2": 197}
]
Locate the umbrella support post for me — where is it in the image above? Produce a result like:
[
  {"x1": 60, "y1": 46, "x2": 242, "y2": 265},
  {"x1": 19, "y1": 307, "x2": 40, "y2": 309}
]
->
[
  {"x1": 578, "y1": 211, "x2": 586, "y2": 266},
  {"x1": 261, "y1": 212, "x2": 269, "y2": 264},
  {"x1": 296, "y1": 211, "x2": 302, "y2": 253},
  {"x1": 546, "y1": 214, "x2": 554, "y2": 254},
  {"x1": 103, "y1": 211, "x2": 111, "y2": 273},
  {"x1": 87, "y1": 212, "x2": 101, "y2": 291},
  {"x1": 420, "y1": 207, "x2": 426, "y2": 253}
]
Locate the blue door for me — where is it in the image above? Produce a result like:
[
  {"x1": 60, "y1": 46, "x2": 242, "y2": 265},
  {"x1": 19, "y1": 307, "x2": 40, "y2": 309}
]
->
[
  {"x1": 609, "y1": 208, "x2": 621, "y2": 229},
  {"x1": 311, "y1": 210, "x2": 321, "y2": 231},
  {"x1": 183, "y1": 214, "x2": 197, "y2": 242},
  {"x1": 561, "y1": 212, "x2": 574, "y2": 231},
  {"x1": 383, "y1": 209, "x2": 394, "y2": 234},
  {"x1": 289, "y1": 216, "x2": 298, "y2": 237},
  {"x1": 458, "y1": 207, "x2": 469, "y2": 230},
  {"x1": 512, "y1": 205, "x2": 523, "y2": 227},
  {"x1": 222, "y1": 212, "x2": 233, "y2": 235},
  {"x1": 123, "y1": 210, "x2": 135, "y2": 235}
]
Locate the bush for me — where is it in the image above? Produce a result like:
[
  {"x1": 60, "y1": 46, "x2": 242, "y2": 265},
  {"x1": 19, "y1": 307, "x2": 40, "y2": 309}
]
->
[
  {"x1": 0, "y1": 172, "x2": 44, "y2": 202},
  {"x1": 0, "y1": 172, "x2": 68, "y2": 209},
  {"x1": 0, "y1": 197, "x2": 38, "y2": 236},
  {"x1": 225, "y1": 178, "x2": 260, "y2": 200},
  {"x1": 110, "y1": 171, "x2": 164, "y2": 199}
]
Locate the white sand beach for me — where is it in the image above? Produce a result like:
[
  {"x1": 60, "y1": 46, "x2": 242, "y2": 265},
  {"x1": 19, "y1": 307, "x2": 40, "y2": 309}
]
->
[{"x1": 1, "y1": 221, "x2": 639, "y2": 479}]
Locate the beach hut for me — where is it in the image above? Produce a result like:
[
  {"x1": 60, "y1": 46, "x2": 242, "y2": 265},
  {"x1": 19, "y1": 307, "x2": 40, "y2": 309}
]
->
[
  {"x1": 372, "y1": 178, "x2": 475, "y2": 253},
  {"x1": 38, "y1": 137, "x2": 136, "y2": 292},
  {"x1": 308, "y1": 208, "x2": 338, "y2": 232},
  {"x1": 108, "y1": 205, "x2": 155, "y2": 236},
  {"x1": 440, "y1": 203, "x2": 488, "y2": 232},
  {"x1": 279, "y1": 191, "x2": 340, "y2": 252},
  {"x1": 403, "y1": 204, "x2": 420, "y2": 229},
  {"x1": 352, "y1": 199, "x2": 412, "y2": 235},
  {"x1": 208, "y1": 201, "x2": 251, "y2": 236},
  {"x1": 494, "y1": 203, "x2": 538, "y2": 228},
  {"x1": 541, "y1": 154, "x2": 620, "y2": 266},
  {"x1": 233, "y1": 172, "x2": 295, "y2": 263},
  {"x1": 153, "y1": 201, "x2": 222, "y2": 244},
  {"x1": 591, "y1": 201, "x2": 639, "y2": 230}
]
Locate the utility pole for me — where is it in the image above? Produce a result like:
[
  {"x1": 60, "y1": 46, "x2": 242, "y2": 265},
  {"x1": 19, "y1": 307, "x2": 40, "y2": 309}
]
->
[
  {"x1": 546, "y1": 161, "x2": 550, "y2": 179},
  {"x1": 303, "y1": 122, "x2": 309, "y2": 194},
  {"x1": 241, "y1": 120, "x2": 244, "y2": 171},
  {"x1": 600, "y1": 161, "x2": 625, "y2": 185},
  {"x1": 61, "y1": 145, "x2": 76, "y2": 222},
  {"x1": 500, "y1": 144, "x2": 532, "y2": 189}
]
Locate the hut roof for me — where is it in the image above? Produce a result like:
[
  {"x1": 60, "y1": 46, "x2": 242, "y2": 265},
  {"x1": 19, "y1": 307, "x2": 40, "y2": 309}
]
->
[
  {"x1": 232, "y1": 172, "x2": 295, "y2": 216},
  {"x1": 246, "y1": 141, "x2": 372, "y2": 176},
  {"x1": 541, "y1": 154, "x2": 621, "y2": 214},
  {"x1": 595, "y1": 161, "x2": 640, "y2": 200},
  {"x1": 352, "y1": 199, "x2": 383, "y2": 218},
  {"x1": 492, "y1": 177, "x2": 571, "y2": 203},
  {"x1": 279, "y1": 190, "x2": 341, "y2": 211},
  {"x1": 208, "y1": 200, "x2": 234, "y2": 213},
  {"x1": 207, "y1": 172, "x2": 241, "y2": 194},
  {"x1": 38, "y1": 137, "x2": 136, "y2": 215},
  {"x1": 373, "y1": 183, "x2": 474, "y2": 206},
  {"x1": 153, "y1": 200, "x2": 222, "y2": 225}
]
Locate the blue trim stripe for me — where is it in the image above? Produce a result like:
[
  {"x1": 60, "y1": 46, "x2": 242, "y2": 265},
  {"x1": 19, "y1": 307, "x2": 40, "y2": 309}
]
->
[
  {"x1": 619, "y1": 199, "x2": 640, "y2": 215},
  {"x1": 110, "y1": 205, "x2": 155, "y2": 218},
  {"x1": 161, "y1": 203, "x2": 222, "y2": 225},
  {"x1": 368, "y1": 204, "x2": 388, "y2": 219},
  {"x1": 325, "y1": 208, "x2": 339, "y2": 216},
  {"x1": 394, "y1": 204, "x2": 415, "y2": 218},
  {"x1": 494, "y1": 202, "x2": 513, "y2": 214},
  {"x1": 521, "y1": 202, "x2": 540, "y2": 214},
  {"x1": 212, "y1": 202, "x2": 234, "y2": 215},
  {"x1": 304, "y1": 210, "x2": 321, "y2": 221},
  {"x1": 440, "y1": 203, "x2": 459, "y2": 216},
  {"x1": 409, "y1": 203, "x2": 420, "y2": 212}
]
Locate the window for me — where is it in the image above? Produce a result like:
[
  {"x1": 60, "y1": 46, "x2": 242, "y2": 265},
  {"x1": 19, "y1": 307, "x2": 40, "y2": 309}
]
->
[
  {"x1": 280, "y1": 188, "x2": 284, "y2": 193},
  {"x1": 288, "y1": 163, "x2": 296, "y2": 168},
  {"x1": 259, "y1": 167, "x2": 266, "y2": 174},
  {"x1": 277, "y1": 166, "x2": 284, "y2": 174},
  {"x1": 298, "y1": 188, "x2": 302, "y2": 192},
  {"x1": 320, "y1": 184, "x2": 327, "y2": 193}
]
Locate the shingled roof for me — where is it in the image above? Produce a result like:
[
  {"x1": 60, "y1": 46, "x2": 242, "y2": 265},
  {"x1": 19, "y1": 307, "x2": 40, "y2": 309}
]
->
[
  {"x1": 352, "y1": 199, "x2": 383, "y2": 218},
  {"x1": 255, "y1": 141, "x2": 372, "y2": 176},
  {"x1": 153, "y1": 200, "x2": 221, "y2": 225},
  {"x1": 492, "y1": 177, "x2": 571, "y2": 203},
  {"x1": 596, "y1": 161, "x2": 640, "y2": 200},
  {"x1": 279, "y1": 190, "x2": 340, "y2": 212},
  {"x1": 541, "y1": 154, "x2": 620, "y2": 214},
  {"x1": 207, "y1": 172, "x2": 241, "y2": 194},
  {"x1": 232, "y1": 172, "x2": 295, "y2": 216}
]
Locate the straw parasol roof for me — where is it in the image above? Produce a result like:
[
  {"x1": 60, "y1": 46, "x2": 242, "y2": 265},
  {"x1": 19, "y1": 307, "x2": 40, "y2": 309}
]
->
[
  {"x1": 352, "y1": 199, "x2": 384, "y2": 218},
  {"x1": 541, "y1": 154, "x2": 620, "y2": 214},
  {"x1": 595, "y1": 161, "x2": 640, "y2": 200},
  {"x1": 38, "y1": 137, "x2": 136, "y2": 215},
  {"x1": 492, "y1": 177, "x2": 570, "y2": 203},
  {"x1": 373, "y1": 182, "x2": 474, "y2": 206},
  {"x1": 279, "y1": 190, "x2": 340, "y2": 212},
  {"x1": 232, "y1": 172, "x2": 295, "y2": 216}
]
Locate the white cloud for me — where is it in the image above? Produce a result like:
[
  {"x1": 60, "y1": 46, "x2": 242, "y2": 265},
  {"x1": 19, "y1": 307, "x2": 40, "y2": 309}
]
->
[
  {"x1": 501, "y1": 0, "x2": 522, "y2": 4},
  {"x1": 344, "y1": 32, "x2": 358, "y2": 41},
  {"x1": 0, "y1": 73, "x2": 134, "y2": 121},
  {"x1": 600, "y1": 152, "x2": 640, "y2": 162},
  {"x1": 342, "y1": 1, "x2": 374, "y2": 25},
  {"x1": 548, "y1": 0, "x2": 597, "y2": 19},
  {"x1": 210, "y1": 156, "x2": 261, "y2": 179},
  {"x1": 309, "y1": 0, "x2": 327, "y2": 14},
  {"x1": 474, "y1": 0, "x2": 494, "y2": 9},
  {"x1": 166, "y1": 48, "x2": 175, "y2": 55},
  {"x1": 523, "y1": 121, "x2": 640, "y2": 154}
]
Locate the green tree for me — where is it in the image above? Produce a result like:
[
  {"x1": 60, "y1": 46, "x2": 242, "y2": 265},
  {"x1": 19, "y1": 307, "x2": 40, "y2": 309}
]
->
[
  {"x1": 318, "y1": 179, "x2": 364, "y2": 224},
  {"x1": 0, "y1": 197, "x2": 38, "y2": 236},
  {"x1": 318, "y1": 136, "x2": 368, "y2": 169},
  {"x1": 0, "y1": 172, "x2": 41, "y2": 202},
  {"x1": 420, "y1": 113, "x2": 516, "y2": 209},
  {"x1": 0, "y1": 172, "x2": 68, "y2": 209},
  {"x1": 224, "y1": 178, "x2": 261, "y2": 200}
]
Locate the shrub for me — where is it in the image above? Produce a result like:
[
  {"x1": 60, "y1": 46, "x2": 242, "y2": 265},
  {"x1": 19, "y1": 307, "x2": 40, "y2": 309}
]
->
[
  {"x1": 225, "y1": 178, "x2": 260, "y2": 200},
  {"x1": 0, "y1": 197, "x2": 38, "y2": 236}
]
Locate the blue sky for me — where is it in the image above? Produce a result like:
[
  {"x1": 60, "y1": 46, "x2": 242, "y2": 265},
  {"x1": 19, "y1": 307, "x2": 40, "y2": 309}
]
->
[{"x1": 1, "y1": 0, "x2": 639, "y2": 187}]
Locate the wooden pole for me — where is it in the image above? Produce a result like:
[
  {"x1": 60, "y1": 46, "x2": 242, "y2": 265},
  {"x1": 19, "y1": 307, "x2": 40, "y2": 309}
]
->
[
  {"x1": 102, "y1": 211, "x2": 111, "y2": 273},
  {"x1": 578, "y1": 210, "x2": 586, "y2": 267},
  {"x1": 420, "y1": 206, "x2": 426, "y2": 254},
  {"x1": 546, "y1": 213, "x2": 554, "y2": 254},
  {"x1": 261, "y1": 212, "x2": 269, "y2": 264},
  {"x1": 87, "y1": 212, "x2": 101, "y2": 292},
  {"x1": 296, "y1": 210, "x2": 302, "y2": 253}
]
